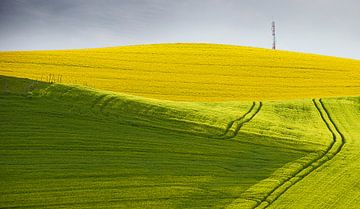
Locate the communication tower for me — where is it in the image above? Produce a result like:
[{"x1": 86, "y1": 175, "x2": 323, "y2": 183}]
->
[{"x1": 272, "y1": 21, "x2": 276, "y2": 50}]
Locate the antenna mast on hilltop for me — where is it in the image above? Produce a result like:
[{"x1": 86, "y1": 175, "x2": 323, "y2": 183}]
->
[{"x1": 272, "y1": 21, "x2": 276, "y2": 50}]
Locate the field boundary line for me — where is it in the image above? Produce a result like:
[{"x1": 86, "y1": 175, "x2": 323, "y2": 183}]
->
[{"x1": 247, "y1": 98, "x2": 345, "y2": 209}]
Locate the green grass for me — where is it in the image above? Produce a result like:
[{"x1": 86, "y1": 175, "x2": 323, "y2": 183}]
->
[{"x1": 0, "y1": 75, "x2": 345, "y2": 208}]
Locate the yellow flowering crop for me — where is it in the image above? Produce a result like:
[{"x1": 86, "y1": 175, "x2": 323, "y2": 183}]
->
[{"x1": 1, "y1": 43, "x2": 359, "y2": 101}]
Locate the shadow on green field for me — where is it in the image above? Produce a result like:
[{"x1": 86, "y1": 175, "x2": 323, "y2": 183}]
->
[{"x1": 0, "y1": 75, "x2": 316, "y2": 208}]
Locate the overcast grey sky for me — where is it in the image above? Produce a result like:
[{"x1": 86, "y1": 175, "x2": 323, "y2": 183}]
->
[{"x1": 0, "y1": 0, "x2": 359, "y2": 59}]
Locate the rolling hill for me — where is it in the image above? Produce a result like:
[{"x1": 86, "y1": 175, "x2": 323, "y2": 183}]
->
[
  {"x1": 1, "y1": 43, "x2": 359, "y2": 101},
  {"x1": 0, "y1": 44, "x2": 359, "y2": 208}
]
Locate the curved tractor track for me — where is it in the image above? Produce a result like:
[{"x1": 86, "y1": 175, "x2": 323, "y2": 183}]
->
[
  {"x1": 251, "y1": 99, "x2": 345, "y2": 209},
  {"x1": 218, "y1": 101, "x2": 262, "y2": 140}
]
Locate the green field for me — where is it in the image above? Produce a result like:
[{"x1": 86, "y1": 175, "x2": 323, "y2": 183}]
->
[{"x1": 1, "y1": 44, "x2": 359, "y2": 208}]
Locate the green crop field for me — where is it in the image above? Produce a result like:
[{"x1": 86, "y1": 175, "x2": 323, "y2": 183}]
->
[{"x1": 0, "y1": 44, "x2": 359, "y2": 208}]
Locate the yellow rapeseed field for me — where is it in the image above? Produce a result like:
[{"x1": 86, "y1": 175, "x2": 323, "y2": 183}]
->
[{"x1": 1, "y1": 43, "x2": 359, "y2": 101}]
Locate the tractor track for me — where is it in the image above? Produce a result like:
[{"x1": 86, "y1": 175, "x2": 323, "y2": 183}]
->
[
  {"x1": 250, "y1": 98, "x2": 345, "y2": 209},
  {"x1": 88, "y1": 94, "x2": 263, "y2": 140},
  {"x1": 218, "y1": 102, "x2": 256, "y2": 137},
  {"x1": 90, "y1": 91, "x2": 262, "y2": 141},
  {"x1": 218, "y1": 101, "x2": 262, "y2": 140}
]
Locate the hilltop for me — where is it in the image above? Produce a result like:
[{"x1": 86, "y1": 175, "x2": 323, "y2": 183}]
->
[{"x1": 1, "y1": 43, "x2": 359, "y2": 101}]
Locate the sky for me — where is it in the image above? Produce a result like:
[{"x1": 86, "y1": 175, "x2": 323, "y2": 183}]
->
[{"x1": 0, "y1": 0, "x2": 359, "y2": 59}]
